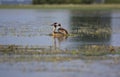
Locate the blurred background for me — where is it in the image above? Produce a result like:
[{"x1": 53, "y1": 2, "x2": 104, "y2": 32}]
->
[{"x1": 0, "y1": 0, "x2": 120, "y2": 5}]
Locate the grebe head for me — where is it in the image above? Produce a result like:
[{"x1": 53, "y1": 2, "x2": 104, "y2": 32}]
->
[
  {"x1": 58, "y1": 24, "x2": 61, "y2": 26},
  {"x1": 51, "y1": 22, "x2": 57, "y2": 26},
  {"x1": 51, "y1": 22, "x2": 58, "y2": 28},
  {"x1": 58, "y1": 24, "x2": 62, "y2": 28},
  {"x1": 51, "y1": 22, "x2": 58, "y2": 32}
]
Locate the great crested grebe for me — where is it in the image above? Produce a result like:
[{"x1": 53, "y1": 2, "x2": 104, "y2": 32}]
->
[
  {"x1": 57, "y1": 24, "x2": 68, "y2": 35},
  {"x1": 51, "y1": 22, "x2": 68, "y2": 37},
  {"x1": 51, "y1": 23, "x2": 68, "y2": 50}
]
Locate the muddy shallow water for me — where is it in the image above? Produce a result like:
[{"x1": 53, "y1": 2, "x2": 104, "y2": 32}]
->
[{"x1": 0, "y1": 9, "x2": 120, "y2": 77}]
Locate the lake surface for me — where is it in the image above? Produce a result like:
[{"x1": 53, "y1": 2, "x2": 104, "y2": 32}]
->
[
  {"x1": 0, "y1": 9, "x2": 120, "y2": 77},
  {"x1": 0, "y1": 9, "x2": 120, "y2": 50}
]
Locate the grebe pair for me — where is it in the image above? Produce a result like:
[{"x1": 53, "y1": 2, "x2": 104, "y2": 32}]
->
[{"x1": 51, "y1": 22, "x2": 68, "y2": 37}]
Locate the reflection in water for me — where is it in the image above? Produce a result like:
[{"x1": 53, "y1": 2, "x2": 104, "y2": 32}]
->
[
  {"x1": 69, "y1": 11, "x2": 112, "y2": 48},
  {"x1": 52, "y1": 36, "x2": 68, "y2": 50},
  {"x1": 0, "y1": 10, "x2": 120, "y2": 50},
  {"x1": 0, "y1": 9, "x2": 120, "y2": 77}
]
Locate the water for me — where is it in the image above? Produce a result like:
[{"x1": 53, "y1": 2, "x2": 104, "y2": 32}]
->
[
  {"x1": 0, "y1": 9, "x2": 120, "y2": 77},
  {"x1": 0, "y1": 9, "x2": 120, "y2": 50}
]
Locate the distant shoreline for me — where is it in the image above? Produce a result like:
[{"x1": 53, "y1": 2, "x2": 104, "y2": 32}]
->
[{"x1": 0, "y1": 4, "x2": 120, "y2": 10}]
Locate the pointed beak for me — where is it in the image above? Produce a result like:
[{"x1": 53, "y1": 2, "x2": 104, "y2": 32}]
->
[{"x1": 51, "y1": 22, "x2": 57, "y2": 26}]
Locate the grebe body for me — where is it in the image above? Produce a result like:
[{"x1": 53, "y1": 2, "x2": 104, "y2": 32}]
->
[{"x1": 52, "y1": 31, "x2": 64, "y2": 37}]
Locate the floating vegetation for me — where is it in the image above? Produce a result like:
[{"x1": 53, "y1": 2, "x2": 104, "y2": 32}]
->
[
  {"x1": 71, "y1": 21, "x2": 111, "y2": 34},
  {"x1": 0, "y1": 44, "x2": 120, "y2": 63},
  {"x1": 69, "y1": 18, "x2": 112, "y2": 42},
  {"x1": 0, "y1": 44, "x2": 120, "y2": 56}
]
